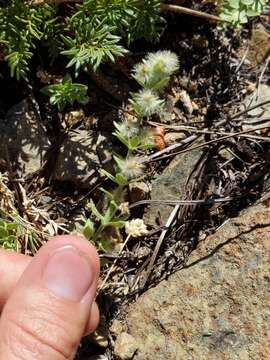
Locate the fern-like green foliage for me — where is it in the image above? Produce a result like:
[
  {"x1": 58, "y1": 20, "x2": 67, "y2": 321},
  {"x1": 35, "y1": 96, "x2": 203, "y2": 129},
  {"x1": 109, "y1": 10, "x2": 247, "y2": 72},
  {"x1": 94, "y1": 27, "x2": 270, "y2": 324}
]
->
[
  {"x1": 220, "y1": 0, "x2": 267, "y2": 27},
  {"x1": 0, "y1": 0, "x2": 165, "y2": 80}
]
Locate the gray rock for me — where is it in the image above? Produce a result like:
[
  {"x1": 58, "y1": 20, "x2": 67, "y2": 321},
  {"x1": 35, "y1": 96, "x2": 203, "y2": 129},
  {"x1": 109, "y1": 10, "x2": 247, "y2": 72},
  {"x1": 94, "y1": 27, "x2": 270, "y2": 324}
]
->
[
  {"x1": 242, "y1": 84, "x2": 270, "y2": 132},
  {"x1": 117, "y1": 202, "x2": 270, "y2": 359},
  {"x1": 52, "y1": 131, "x2": 114, "y2": 188},
  {"x1": 0, "y1": 99, "x2": 51, "y2": 176},
  {"x1": 144, "y1": 148, "x2": 203, "y2": 226}
]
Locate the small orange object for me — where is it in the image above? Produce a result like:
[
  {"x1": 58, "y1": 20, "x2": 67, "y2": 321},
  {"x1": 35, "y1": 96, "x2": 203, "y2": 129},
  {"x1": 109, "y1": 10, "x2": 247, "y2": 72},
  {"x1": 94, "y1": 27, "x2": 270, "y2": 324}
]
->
[{"x1": 153, "y1": 126, "x2": 166, "y2": 150}]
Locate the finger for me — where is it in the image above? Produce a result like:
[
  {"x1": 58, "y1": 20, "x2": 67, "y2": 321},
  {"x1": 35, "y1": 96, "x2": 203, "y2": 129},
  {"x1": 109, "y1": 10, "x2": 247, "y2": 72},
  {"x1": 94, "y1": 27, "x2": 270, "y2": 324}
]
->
[
  {"x1": 0, "y1": 249, "x2": 99, "y2": 334},
  {"x1": 0, "y1": 250, "x2": 30, "y2": 309},
  {"x1": 0, "y1": 235, "x2": 100, "y2": 360}
]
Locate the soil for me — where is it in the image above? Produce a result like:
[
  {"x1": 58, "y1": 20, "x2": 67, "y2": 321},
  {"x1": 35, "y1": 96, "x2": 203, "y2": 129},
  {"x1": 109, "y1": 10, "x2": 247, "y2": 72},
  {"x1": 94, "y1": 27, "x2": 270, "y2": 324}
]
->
[{"x1": 1, "y1": 3, "x2": 270, "y2": 359}]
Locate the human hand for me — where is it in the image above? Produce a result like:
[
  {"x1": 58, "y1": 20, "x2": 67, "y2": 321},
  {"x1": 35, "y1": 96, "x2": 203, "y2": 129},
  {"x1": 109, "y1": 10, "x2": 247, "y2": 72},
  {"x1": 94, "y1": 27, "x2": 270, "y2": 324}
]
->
[{"x1": 0, "y1": 235, "x2": 100, "y2": 359}]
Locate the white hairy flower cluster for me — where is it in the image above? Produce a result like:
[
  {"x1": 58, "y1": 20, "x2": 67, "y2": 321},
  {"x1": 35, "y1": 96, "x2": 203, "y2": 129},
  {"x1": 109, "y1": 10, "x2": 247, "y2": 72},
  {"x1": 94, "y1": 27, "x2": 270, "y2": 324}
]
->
[
  {"x1": 133, "y1": 50, "x2": 179, "y2": 90},
  {"x1": 130, "y1": 89, "x2": 164, "y2": 117},
  {"x1": 125, "y1": 218, "x2": 149, "y2": 237},
  {"x1": 114, "y1": 156, "x2": 145, "y2": 180}
]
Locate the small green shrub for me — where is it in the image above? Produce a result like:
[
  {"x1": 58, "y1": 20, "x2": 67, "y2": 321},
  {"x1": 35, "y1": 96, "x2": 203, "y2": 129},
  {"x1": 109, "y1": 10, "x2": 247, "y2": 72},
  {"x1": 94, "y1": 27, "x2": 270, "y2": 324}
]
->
[
  {"x1": 220, "y1": 0, "x2": 267, "y2": 27},
  {"x1": 41, "y1": 74, "x2": 89, "y2": 111}
]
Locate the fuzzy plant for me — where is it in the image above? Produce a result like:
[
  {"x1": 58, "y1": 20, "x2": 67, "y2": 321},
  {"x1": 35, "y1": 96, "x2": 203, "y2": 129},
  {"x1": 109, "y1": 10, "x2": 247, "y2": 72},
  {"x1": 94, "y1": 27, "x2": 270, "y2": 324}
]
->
[{"x1": 83, "y1": 50, "x2": 179, "y2": 250}]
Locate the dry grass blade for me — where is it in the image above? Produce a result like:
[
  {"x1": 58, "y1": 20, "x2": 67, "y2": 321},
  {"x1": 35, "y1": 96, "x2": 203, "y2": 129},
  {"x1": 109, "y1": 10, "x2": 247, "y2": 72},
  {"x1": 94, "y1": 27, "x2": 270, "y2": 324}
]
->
[{"x1": 140, "y1": 204, "x2": 180, "y2": 289}]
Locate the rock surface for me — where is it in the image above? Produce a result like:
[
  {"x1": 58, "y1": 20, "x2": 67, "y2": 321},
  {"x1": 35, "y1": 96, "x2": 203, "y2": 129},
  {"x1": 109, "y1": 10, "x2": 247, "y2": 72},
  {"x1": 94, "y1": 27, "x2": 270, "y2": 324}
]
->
[
  {"x1": 144, "y1": 148, "x2": 203, "y2": 226},
  {"x1": 52, "y1": 131, "x2": 114, "y2": 187},
  {"x1": 242, "y1": 84, "x2": 270, "y2": 132},
  {"x1": 114, "y1": 333, "x2": 138, "y2": 360},
  {"x1": 0, "y1": 99, "x2": 51, "y2": 176},
  {"x1": 245, "y1": 24, "x2": 270, "y2": 67},
  {"x1": 114, "y1": 202, "x2": 270, "y2": 359}
]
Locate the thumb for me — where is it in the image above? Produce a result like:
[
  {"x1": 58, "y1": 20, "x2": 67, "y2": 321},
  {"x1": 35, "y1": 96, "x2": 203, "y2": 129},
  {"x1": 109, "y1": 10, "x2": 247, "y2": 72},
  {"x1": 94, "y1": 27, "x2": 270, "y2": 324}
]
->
[{"x1": 0, "y1": 235, "x2": 100, "y2": 360}]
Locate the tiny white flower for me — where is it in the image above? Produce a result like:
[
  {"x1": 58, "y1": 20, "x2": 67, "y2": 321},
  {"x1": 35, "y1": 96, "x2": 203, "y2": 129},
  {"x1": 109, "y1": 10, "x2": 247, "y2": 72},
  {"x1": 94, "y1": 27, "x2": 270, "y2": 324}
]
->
[
  {"x1": 130, "y1": 89, "x2": 164, "y2": 117},
  {"x1": 119, "y1": 202, "x2": 130, "y2": 216},
  {"x1": 114, "y1": 156, "x2": 145, "y2": 180},
  {"x1": 114, "y1": 121, "x2": 139, "y2": 138},
  {"x1": 125, "y1": 218, "x2": 149, "y2": 237}
]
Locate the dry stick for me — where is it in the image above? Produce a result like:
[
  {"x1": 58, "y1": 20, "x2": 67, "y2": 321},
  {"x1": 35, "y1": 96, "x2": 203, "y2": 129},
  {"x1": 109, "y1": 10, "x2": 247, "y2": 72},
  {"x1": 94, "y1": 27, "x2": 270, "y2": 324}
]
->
[
  {"x1": 140, "y1": 204, "x2": 180, "y2": 289},
  {"x1": 215, "y1": 99, "x2": 270, "y2": 127},
  {"x1": 148, "y1": 124, "x2": 270, "y2": 163},
  {"x1": 148, "y1": 120, "x2": 270, "y2": 140},
  {"x1": 160, "y1": 3, "x2": 222, "y2": 22},
  {"x1": 148, "y1": 134, "x2": 198, "y2": 160}
]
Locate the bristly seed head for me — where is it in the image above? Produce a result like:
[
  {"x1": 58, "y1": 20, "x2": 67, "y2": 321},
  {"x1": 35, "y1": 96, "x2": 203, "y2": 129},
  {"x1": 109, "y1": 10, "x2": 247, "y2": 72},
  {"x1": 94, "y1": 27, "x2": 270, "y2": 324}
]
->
[
  {"x1": 114, "y1": 156, "x2": 145, "y2": 180},
  {"x1": 114, "y1": 121, "x2": 139, "y2": 138},
  {"x1": 130, "y1": 89, "x2": 164, "y2": 117},
  {"x1": 146, "y1": 50, "x2": 179, "y2": 75},
  {"x1": 133, "y1": 62, "x2": 152, "y2": 87}
]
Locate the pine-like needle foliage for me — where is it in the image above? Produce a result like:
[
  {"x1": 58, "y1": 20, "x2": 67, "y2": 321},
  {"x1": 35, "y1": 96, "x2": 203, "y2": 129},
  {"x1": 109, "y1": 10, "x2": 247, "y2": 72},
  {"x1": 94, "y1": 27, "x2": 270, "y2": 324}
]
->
[
  {"x1": 0, "y1": 1, "x2": 60, "y2": 79},
  {"x1": 76, "y1": 0, "x2": 165, "y2": 43},
  {"x1": 0, "y1": 0, "x2": 165, "y2": 80}
]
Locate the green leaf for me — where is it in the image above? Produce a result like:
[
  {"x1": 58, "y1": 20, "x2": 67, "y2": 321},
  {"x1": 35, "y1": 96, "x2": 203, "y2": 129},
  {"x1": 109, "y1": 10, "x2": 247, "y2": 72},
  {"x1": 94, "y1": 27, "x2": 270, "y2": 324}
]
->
[
  {"x1": 115, "y1": 173, "x2": 128, "y2": 186},
  {"x1": 6, "y1": 223, "x2": 18, "y2": 231},
  {"x1": 100, "y1": 169, "x2": 118, "y2": 184},
  {"x1": 6, "y1": 235, "x2": 17, "y2": 242},
  {"x1": 99, "y1": 187, "x2": 114, "y2": 200},
  {"x1": 220, "y1": 0, "x2": 266, "y2": 27},
  {"x1": 106, "y1": 220, "x2": 125, "y2": 228},
  {"x1": 113, "y1": 131, "x2": 130, "y2": 148},
  {"x1": 88, "y1": 200, "x2": 104, "y2": 222},
  {"x1": 83, "y1": 219, "x2": 95, "y2": 239},
  {"x1": 0, "y1": 226, "x2": 8, "y2": 239},
  {"x1": 61, "y1": 18, "x2": 128, "y2": 75}
]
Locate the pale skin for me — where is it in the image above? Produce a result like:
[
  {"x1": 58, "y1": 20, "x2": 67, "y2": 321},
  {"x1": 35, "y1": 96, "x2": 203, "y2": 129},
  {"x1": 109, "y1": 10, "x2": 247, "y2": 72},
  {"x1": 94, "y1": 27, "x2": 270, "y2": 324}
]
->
[{"x1": 0, "y1": 235, "x2": 100, "y2": 359}]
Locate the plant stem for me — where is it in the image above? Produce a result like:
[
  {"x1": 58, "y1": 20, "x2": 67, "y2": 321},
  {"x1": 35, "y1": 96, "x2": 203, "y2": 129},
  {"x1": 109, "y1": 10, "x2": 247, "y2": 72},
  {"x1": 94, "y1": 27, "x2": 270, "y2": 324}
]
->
[
  {"x1": 92, "y1": 185, "x2": 124, "y2": 244},
  {"x1": 98, "y1": 234, "x2": 131, "y2": 293}
]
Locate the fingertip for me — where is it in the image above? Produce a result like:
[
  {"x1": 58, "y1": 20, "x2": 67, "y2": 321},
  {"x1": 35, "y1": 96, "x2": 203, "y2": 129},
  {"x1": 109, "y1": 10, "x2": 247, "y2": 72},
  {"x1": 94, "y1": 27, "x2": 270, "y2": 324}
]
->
[
  {"x1": 47, "y1": 235, "x2": 99, "y2": 268},
  {"x1": 84, "y1": 301, "x2": 100, "y2": 336}
]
